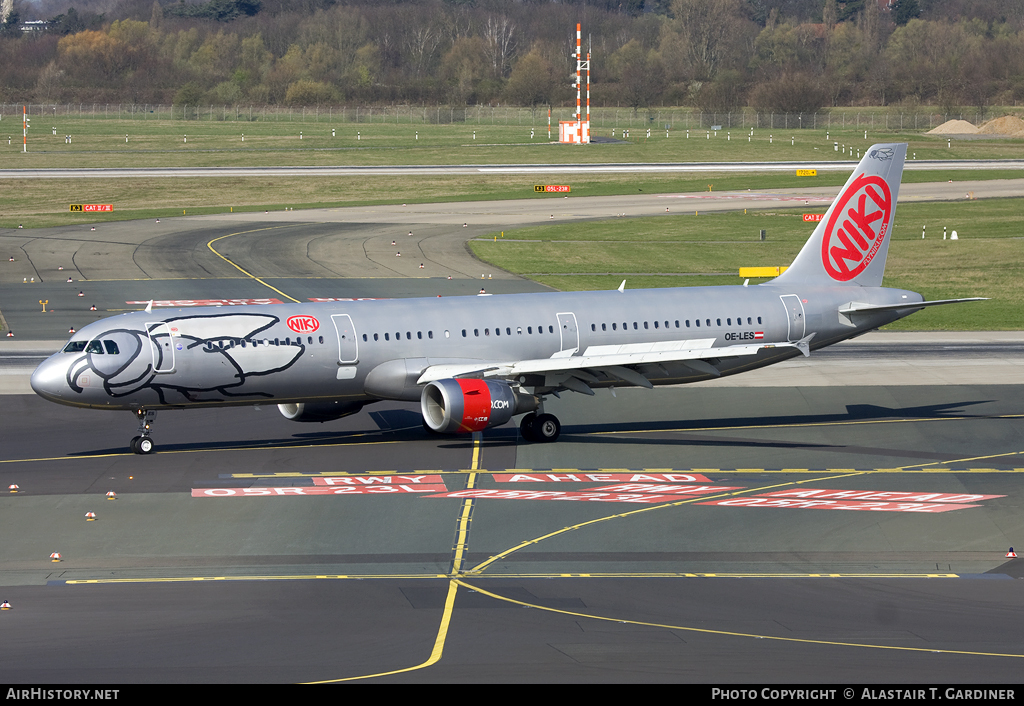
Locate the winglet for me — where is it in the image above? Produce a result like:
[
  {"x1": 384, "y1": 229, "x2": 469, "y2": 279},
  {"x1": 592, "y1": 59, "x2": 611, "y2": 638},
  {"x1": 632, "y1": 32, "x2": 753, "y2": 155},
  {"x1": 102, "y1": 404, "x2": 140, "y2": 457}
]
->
[{"x1": 617, "y1": 280, "x2": 626, "y2": 293}]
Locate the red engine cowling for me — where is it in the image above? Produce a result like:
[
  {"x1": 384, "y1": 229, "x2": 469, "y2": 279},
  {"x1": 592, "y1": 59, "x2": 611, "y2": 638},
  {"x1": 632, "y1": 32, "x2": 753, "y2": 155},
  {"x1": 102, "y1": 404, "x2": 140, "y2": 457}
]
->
[{"x1": 421, "y1": 378, "x2": 536, "y2": 434}]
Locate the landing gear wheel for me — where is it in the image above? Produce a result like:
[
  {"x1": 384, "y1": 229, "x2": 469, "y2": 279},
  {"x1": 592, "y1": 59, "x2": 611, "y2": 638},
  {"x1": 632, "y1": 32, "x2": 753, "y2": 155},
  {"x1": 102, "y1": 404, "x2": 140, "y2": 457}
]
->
[
  {"x1": 129, "y1": 436, "x2": 141, "y2": 453},
  {"x1": 533, "y1": 413, "x2": 561, "y2": 443},
  {"x1": 519, "y1": 413, "x2": 537, "y2": 442},
  {"x1": 136, "y1": 437, "x2": 155, "y2": 454}
]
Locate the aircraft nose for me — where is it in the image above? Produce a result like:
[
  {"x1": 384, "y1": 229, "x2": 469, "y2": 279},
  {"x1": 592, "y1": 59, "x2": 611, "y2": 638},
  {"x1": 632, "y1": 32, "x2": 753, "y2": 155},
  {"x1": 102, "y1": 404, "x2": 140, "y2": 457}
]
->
[{"x1": 30, "y1": 356, "x2": 68, "y2": 401}]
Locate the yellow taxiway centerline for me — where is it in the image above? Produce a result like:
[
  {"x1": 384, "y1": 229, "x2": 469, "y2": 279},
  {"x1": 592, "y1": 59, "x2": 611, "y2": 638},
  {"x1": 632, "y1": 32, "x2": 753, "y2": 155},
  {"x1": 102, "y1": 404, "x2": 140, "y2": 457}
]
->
[{"x1": 452, "y1": 579, "x2": 1024, "y2": 660}]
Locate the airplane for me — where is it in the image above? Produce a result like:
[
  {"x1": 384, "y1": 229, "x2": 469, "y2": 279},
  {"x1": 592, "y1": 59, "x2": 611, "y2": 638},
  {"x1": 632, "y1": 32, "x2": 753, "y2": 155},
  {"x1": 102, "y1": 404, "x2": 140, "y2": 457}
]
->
[{"x1": 31, "y1": 143, "x2": 985, "y2": 454}]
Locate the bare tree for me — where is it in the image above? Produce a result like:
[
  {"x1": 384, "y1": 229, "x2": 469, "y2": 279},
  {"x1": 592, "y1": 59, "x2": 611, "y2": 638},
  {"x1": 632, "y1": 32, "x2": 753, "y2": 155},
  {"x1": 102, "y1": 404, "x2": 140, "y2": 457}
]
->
[{"x1": 483, "y1": 14, "x2": 516, "y2": 79}]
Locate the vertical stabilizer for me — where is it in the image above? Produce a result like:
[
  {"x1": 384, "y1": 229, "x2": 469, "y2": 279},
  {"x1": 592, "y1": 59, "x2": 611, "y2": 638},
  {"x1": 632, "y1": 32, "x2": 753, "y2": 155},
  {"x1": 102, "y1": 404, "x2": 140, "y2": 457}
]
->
[{"x1": 773, "y1": 143, "x2": 906, "y2": 288}]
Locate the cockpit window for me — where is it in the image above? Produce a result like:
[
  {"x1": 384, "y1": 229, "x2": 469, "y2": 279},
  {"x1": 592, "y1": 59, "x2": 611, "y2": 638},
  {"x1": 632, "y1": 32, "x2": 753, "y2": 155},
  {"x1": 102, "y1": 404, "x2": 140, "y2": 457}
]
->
[
  {"x1": 103, "y1": 340, "x2": 120, "y2": 355},
  {"x1": 64, "y1": 341, "x2": 105, "y2": 353}
]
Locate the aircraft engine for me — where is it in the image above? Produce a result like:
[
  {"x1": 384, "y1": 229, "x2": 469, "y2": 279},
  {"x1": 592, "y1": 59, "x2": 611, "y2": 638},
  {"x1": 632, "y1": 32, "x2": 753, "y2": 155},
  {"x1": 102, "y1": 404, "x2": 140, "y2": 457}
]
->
[
  {"x1": 278, "y1": 401, "x2": 365, "y2": 423},
  {"x1": 421, "y1": 378, "x2": 537, "y2": 434}
]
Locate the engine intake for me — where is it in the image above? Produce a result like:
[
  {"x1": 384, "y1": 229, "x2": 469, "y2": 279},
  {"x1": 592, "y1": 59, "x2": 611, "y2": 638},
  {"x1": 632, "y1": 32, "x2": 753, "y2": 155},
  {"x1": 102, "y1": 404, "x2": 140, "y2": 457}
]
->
[
  {"x1": 421, "y1": 378, "x2": 537, "y2": 434},
  {"x1": 278, "y1": 401, "x2": 365, "y2": 423}
]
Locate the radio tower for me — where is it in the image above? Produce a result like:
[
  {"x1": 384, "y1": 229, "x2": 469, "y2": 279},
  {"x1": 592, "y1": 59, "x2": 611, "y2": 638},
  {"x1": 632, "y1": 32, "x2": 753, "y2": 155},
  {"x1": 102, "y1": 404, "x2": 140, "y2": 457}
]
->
[{"x1": 562, "y1": 23, "x2": 590, "y2": 144}]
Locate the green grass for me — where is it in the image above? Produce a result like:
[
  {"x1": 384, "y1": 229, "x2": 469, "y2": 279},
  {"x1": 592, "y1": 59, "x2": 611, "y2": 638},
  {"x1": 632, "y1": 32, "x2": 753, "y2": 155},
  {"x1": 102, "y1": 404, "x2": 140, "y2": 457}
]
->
[
  {"x1": 469, "y1": 199, "x2": 1024, "y2": 331},
  {"x1": 2, "y1": 116, "x2": 1023, "y2": 169}
]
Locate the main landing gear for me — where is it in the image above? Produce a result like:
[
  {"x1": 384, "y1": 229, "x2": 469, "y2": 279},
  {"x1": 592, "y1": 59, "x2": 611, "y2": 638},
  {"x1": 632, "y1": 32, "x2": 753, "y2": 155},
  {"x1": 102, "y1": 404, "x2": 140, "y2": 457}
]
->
[
  {"x1": 129, "y1": 408, "x2": 157, "y2": 454},
  {"x1": 519, "y1": 412, "x2": 561, "y2": 443}
]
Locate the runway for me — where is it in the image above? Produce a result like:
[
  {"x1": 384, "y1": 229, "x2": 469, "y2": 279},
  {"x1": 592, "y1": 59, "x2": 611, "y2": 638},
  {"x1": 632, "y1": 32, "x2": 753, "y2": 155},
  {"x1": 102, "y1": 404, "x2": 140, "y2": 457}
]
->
[{"x1": 1, "y1": 191, "x2": 1023, "y2": 683}]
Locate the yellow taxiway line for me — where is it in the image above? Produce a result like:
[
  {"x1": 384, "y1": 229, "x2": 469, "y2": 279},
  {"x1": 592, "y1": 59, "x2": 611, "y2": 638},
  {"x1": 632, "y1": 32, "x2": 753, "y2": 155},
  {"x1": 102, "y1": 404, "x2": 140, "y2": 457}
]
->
[{"x1": 453, "y1": 579, "x2": 1024, "y2": 660}]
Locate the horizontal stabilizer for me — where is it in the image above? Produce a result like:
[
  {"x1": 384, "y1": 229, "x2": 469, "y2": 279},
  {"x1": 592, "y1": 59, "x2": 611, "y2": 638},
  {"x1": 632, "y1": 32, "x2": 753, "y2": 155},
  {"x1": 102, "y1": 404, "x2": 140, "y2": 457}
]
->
[{"x1": 839, "y1": 298, "x2": 988, "y2": 315}]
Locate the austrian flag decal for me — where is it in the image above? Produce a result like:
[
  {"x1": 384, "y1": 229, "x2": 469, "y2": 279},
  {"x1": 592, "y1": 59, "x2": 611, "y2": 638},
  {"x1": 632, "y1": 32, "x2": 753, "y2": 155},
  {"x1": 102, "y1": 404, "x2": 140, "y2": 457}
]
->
[{"x1": 821, "y1": 173, "x2": 892, "y2": 281}]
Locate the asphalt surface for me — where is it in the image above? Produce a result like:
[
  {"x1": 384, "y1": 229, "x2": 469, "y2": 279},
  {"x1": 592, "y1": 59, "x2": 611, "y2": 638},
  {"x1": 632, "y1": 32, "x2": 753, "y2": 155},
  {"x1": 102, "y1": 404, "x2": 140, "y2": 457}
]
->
[{"x1": 2, "y1": 189, "x2": 1024, "y2": 683}]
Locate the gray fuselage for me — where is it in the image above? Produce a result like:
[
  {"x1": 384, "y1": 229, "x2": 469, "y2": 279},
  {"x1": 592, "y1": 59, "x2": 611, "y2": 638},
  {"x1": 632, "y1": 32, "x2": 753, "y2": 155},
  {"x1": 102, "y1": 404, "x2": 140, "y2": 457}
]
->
[{"x1": 30, "y1": 282, "x2": 921, "y2": 411}]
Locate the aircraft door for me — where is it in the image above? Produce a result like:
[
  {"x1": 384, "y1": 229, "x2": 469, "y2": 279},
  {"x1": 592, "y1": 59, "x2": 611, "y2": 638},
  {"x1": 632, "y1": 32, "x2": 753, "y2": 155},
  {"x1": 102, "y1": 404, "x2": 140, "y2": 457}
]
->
[
  {"x1": 331, "y1": 314, "x2": 359, "y2": 364},
  {"x1": 779, "y1": 295, "x2": 805, "y2": 342},
  {"x1": 556, "y1": 312, "x2": 579, "y2": 355},
  {"x1": 146, "y1": 322, "x2": 175, "y2": 373}
]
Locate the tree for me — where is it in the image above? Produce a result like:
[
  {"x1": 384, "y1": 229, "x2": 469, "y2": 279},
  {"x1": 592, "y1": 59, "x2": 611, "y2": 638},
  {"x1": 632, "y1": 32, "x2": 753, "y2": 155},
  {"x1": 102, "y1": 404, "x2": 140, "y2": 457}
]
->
[
  {"x1": 666, "y1": 0, "x2": 744, "y2": 80},
  {"x1": 284, "y1": 79, "x2": 338, "y2": 105},
  {"x1": 893, "y1": 0, "x2": 920, "y2": 26},
  {"x1": 503, "y1": 49, "x2": 555, "y2": 107},
  {"x1": 748, "y1": 71, "x2": 826, "y2": 112},
  {"x1": 610, "y1": 39, "x2": 666, "y2": 111}
]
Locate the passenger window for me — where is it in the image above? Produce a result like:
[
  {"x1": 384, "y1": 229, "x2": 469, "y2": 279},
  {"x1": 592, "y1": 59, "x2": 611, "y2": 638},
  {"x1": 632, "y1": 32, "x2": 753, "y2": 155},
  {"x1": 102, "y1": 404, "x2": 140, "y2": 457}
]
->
[
  {"x1": 602, "y1": 323, "x2": 606, "y2": 331},
  {"x1": 633, "y1": 322, "x2": 638, "y2": 330},
  {"x1": 706, "y1": 319, "x2": 711, "y2": 327},
  {"x1": 374, "y1": 333, "x2": 379, "y2": 341},
  {"x1": 428, "y1": 331, "x2": 434, "y2": 339},
  {"x1": 716, "y1": 319, "x2": 721, "y2": 326},
  {"x1": 319, "y1": 336, "x2": 324, "y2": 344},
  {"x1": 644, "y1": 322, "x2": 649, "y2": 329},
  {"x1": 727, "y1": 318, "x2": 732, "y2": 325},
  {"x1": 417, "y1": 332, "x2": 422, "y2": 339},
  {"x1": 474, "y1": 329, "x2": 479, "y2": 337},
  {"x1": 485, "y1": 328, "x2": 490, "y2": 336},
  {"x1": 506, "y1": 328, "x2": 511, "y2": 335},
  {"x1": 307, "y1": 337, "x2": 313, "y2": 344},
  {"x1": 385, "y1": 333, "x2": 389, "y2": 341},
  {"x1": 654, "y1": 321, "x2": 659, "y2": 329},
  {"x1": 444, "y1": 330, "x2": 449, "y2": 338},
  {"x1": 747, "y1": 317, "x2": 752, "y2": 325},
  {"x1": 685, "y1": 320, "x2": 689, "y2": 327},
  {"x1": 537, "y1": 326, "x2": 542, "y2": 334},
  {"x1": 549, "y1": 326, "x2": 554, "y2": 334},
  {"x1": 495, "y1": 328, "x2": 500, "y2": 336},
  {"x1": 406, "y1": 332, "x2": 411, "y2": 340},
  {"x1": 612, "y1": 323, "x2": 617, "y2": 330},
  {"x1": 591, "y1": 324, "x2": 596, "y2": 331},
  {"x1": 462, "y1": 329, "x2": 467, "y2": 337},
  {"x1": 758, "y1": 316, "x2": 762, "y2": 324},
  {"x1": 362, "y1": 334, "x2": 367, "y2": 342},
  {"x1": 696, "y1": 320, "x2": 701, "y2": 327},
  {"x1": 517, "y1": 327, "x2": 522, "y2": 335}
]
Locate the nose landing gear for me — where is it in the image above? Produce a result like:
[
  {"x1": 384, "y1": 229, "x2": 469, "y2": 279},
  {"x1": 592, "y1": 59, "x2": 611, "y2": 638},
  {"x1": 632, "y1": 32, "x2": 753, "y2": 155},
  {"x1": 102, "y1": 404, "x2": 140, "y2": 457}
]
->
[{"x1": 129, "y1": 409, "x2": 157, "y2": 454}]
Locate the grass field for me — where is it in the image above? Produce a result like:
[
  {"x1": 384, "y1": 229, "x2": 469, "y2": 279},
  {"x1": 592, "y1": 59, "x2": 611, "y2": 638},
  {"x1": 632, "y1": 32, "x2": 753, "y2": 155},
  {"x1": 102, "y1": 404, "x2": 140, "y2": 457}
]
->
[
  {"x1": 2, "y1": 117, "x2": 1023, "y2": 169},
  {"x1": 468, "y1": 199, "x2": 1024, "y2": 331}
]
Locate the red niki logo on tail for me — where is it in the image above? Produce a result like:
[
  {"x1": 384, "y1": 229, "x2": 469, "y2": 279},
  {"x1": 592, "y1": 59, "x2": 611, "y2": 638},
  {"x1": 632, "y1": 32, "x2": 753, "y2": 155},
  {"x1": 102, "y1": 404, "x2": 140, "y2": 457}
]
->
[{"x1": 820, "y1": 174, "x2": 893, "y2": 281}]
